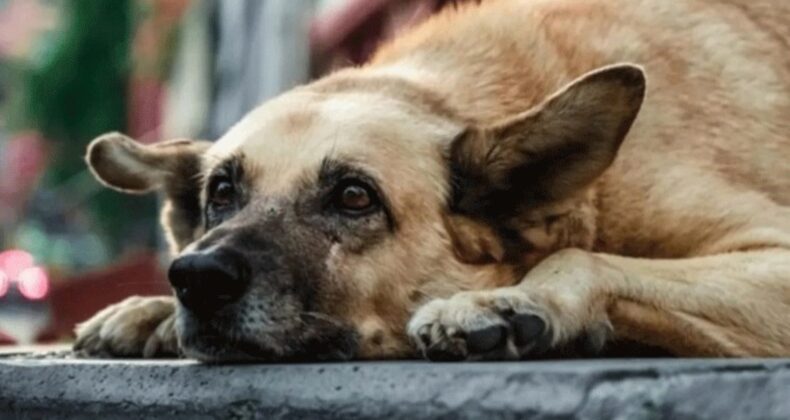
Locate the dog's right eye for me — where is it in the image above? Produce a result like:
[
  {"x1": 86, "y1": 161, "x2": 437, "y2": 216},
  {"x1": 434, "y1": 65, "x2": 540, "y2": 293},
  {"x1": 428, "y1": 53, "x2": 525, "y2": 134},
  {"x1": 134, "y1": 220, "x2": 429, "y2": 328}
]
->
[{"x1": 209, "y1": 179, "x2": 235, "y2": 208}]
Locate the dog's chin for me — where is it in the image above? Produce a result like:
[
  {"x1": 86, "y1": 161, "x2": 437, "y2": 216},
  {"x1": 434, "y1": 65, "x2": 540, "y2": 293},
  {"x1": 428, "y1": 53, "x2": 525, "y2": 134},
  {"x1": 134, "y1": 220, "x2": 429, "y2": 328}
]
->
[
  {"x1": 176, "y1": 329, "x2": 269, "y2": 363},
  {"x1": 175, "y1": 312, "x2": 359, "y2": 363},
  {"x1": 180, "y1": 337, "x2": 279, "y2": 363}
]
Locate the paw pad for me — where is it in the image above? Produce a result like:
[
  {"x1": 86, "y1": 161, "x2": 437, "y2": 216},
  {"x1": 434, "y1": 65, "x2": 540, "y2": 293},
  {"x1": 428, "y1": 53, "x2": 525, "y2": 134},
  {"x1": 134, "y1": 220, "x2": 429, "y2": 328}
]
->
[{"x1": 466, "y1": 325, "x2": 507, "y2": 354}]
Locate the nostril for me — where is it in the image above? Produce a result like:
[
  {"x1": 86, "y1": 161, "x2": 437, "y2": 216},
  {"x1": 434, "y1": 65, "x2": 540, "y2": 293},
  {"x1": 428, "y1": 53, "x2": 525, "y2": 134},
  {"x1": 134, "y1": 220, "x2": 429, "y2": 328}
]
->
[
  {"x1": 167, "y1": 249, "x2": 250, "y2": 315},
  {"x1": 167, "y1": 258, "x2": 194, "y2": 303}
]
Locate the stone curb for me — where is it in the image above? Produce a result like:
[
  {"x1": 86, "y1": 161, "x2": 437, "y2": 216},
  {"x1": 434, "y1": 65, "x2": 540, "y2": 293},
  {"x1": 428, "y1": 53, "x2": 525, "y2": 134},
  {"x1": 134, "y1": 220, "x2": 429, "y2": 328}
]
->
[{"x1": 1, "y1": 357, "x2": 789, "y2": 419}]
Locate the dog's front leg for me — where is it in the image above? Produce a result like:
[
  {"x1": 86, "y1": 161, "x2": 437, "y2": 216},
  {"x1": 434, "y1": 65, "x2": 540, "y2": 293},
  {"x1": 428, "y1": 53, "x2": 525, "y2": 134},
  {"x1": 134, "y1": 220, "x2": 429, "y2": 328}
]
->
[
  {"x1": 73, "y1": 296, "x2": 179, "y2": 358},
  {"x1": 409, "y1": 247, "x2": 790, "y2": 360},
  {"x1": 408, "y1": 249, "x2": 613, "y2": 361}
]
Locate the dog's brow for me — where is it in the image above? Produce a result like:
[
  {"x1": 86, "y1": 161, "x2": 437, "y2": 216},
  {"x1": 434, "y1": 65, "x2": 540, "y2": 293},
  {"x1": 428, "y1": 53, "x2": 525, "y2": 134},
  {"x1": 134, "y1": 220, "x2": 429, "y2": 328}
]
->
[
  {"x1": 316, "y1": 158, "x2": 369, "y2": 191},
  {"x1": 202, "y1": 153, "x2": 262, "y2": 199},
  {"x1": 207, "y1": 154, "x2": 247, "y2": 179},
  {"x1": 310, "y1": 74, "x2": 461, "y2": 121}
]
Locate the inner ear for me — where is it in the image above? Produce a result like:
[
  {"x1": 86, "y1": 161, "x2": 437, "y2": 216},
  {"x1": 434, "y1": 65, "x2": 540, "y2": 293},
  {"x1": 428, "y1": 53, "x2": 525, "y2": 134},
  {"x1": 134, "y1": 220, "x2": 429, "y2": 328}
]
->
[
  {"x1": 86, "y1": 132, "x2": 211, "y2": 253},
  {"x1": 86, "y1": 132, "x2": 210, "y2": 193},
  {"x1": 444, "y1": 214, "x2": 507, "y2": 264},
  {"x1": 451, "y1": 63, "x2": 646, "y2": 217}
]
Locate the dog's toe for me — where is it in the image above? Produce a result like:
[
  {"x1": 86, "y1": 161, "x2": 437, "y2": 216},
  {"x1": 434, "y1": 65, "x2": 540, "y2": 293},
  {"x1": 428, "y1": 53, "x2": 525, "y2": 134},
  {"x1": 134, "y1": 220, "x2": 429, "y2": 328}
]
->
[{"x1": 422, "y1": 322, "x2": 467, "y2": 361}]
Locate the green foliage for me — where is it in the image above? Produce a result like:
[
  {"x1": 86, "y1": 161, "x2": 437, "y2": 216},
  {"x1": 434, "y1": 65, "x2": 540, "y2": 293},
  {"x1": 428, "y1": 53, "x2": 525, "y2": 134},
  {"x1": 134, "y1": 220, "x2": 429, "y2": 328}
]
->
[{"x1": 23, "y1": 0, "x2": 131, "y2": 172}]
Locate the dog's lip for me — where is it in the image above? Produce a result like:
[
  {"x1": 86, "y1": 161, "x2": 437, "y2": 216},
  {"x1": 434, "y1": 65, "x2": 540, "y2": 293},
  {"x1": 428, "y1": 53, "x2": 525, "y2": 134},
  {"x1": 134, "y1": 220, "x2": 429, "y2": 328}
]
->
[
  {"x1": 182, "y1": 333, "x2": 356, "y2": 363},
  {"x1": 181, "y1": 336, "x2": 272, "y2": 362},
  {"x1": 178, "y1": 323, "x2": 282, "y2": 362},
  {"x1": 177, "y1": 319, "x2": 359, "y2": 362}
]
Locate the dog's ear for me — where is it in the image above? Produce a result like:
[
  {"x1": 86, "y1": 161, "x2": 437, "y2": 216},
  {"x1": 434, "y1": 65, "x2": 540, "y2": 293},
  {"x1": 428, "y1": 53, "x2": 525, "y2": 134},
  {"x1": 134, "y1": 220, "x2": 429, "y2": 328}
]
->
[
  {"x1": 86, "y1": 132, "x2": 211, "y2": 252},
  {"x1": 450, "y1": 63, "x2": 645, "y2": 217},
  {"x1": 86, "y1": 132, "x2": 210, "y2": 193}
]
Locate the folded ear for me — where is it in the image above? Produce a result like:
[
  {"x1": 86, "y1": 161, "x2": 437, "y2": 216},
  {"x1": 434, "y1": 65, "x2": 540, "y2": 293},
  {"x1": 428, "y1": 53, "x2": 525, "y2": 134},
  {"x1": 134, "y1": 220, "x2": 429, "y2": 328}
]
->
[
  {"x1": 86, "y1": 132, "x2": 212, "y2": 253},
  {"x1": 86, "y1": 132, "x2": 211, "y2": 194},
  {"x1": 450, "y1": 64, "x2": 646, "y2": 217}
]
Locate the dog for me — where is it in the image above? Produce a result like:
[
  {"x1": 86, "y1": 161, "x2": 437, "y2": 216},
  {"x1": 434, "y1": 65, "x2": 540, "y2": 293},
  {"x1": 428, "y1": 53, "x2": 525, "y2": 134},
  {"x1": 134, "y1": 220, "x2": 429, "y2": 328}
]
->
[{"x1": 73, "y1": 0, "x2": 790, "y2": 361}]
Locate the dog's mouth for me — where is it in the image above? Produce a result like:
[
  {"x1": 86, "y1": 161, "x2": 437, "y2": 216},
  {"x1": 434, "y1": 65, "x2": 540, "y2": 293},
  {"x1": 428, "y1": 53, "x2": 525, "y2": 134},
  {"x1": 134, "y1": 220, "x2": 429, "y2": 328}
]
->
[
  {"x1": 178, "y1": 330, "x2": 272, "y2": 362},
  {"x1": 175, "y1": 309, "x2": 359, "y2": 362}
]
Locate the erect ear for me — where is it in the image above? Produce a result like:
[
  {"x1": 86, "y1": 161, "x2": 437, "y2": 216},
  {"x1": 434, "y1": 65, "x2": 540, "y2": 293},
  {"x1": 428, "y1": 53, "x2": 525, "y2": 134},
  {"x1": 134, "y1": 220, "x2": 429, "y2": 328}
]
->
[
  {"x1": 86, "y1": 132, "x2": 212, "y2": 253},
  {"x1": 450, "y1": 64, "x2": 646, "y2": 217},
  {"x1": 86, "y1": 132, "x2": 211, "y2": 194}
]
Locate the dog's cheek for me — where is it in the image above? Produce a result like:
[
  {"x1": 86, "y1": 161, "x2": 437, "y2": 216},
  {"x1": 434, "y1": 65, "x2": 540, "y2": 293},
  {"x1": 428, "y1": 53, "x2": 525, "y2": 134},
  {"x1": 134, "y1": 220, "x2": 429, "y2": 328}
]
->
[
  {"x1": 354, "y1": 315, "x2": 416, "y2": 359},
  {"x1": 276, "y1": 220, "x2": 349, "y2": 313}
]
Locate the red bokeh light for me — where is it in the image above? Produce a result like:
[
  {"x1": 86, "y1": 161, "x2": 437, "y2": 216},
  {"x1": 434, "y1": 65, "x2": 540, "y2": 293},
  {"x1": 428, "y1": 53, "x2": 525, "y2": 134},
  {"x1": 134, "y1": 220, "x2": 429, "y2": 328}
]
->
[
  {"x1": 17, "y1": 266, "x2": 49, "y2": 300},
  {"x1": 0, "y1": 249, "x2": 35, "y2": 279}
]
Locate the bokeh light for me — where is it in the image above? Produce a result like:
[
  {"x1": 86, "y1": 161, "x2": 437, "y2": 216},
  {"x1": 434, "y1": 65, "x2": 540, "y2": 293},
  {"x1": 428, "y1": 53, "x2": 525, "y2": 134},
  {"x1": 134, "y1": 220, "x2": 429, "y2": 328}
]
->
[
  {"x1": 17, "y1": 266, "x2": 49, "y2": 300},
  {"x1": 0, "y1": 270, "x2": 8, "y2": 297},
  {"x1": 0, "y1": 249, "x2": 35, "y2": 279}
]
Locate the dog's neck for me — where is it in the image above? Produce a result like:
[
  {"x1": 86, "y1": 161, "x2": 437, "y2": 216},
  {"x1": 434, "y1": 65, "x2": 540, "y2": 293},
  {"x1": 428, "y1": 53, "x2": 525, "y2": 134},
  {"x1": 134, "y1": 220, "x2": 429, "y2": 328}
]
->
[{"x1": 366, "y1": 6, "x2": 605, "y2": 127}]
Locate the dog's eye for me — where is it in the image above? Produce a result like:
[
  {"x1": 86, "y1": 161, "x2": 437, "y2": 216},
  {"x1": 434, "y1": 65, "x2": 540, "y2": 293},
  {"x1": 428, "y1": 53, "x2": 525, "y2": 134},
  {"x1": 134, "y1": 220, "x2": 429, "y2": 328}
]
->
[
  {"x1": 341, "y1": 185, "x2": 370, "y2": 209},
  {"x1": 333, "y1": 180, "x2": 378, "y2": 215},
  {"x1": 210, "y1": 179, "x2": 235, "y2": 208}
]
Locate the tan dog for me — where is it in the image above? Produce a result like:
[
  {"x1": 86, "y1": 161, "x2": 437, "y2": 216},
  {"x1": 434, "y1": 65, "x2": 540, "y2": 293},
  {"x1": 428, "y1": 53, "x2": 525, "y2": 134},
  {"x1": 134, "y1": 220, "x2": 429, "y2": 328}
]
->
[{"x1": 74, "y1": 0, "x2": 790, "y2": 361}]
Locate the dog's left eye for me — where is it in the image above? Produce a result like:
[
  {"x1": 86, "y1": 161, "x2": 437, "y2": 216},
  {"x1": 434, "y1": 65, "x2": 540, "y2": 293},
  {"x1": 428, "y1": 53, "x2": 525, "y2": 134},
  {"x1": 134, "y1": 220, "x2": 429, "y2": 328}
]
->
[{"x1": 332, "y1": 180, "x2": 379, "y2": 215}]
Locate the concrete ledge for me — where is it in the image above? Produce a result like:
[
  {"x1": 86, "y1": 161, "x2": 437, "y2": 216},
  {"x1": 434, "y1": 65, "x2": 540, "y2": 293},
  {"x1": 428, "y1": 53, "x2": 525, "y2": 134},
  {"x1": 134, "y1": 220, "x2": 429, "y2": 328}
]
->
[{"x1": 2, "y1": 355, "x2": 790, "y2": 419}]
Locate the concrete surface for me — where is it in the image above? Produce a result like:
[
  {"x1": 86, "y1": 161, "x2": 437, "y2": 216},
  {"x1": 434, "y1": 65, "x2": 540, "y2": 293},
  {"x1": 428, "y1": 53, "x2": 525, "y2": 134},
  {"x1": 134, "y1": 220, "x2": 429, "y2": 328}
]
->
[{"x1": 1, "y1": 354, "x2": 790, "y2": 419}]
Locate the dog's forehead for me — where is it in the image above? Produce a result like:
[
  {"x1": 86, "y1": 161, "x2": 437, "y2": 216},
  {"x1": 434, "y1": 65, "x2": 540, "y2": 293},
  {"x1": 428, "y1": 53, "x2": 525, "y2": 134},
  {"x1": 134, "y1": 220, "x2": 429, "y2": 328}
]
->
[{"x1": 206, "y1": 89, "x2": 457, "y2": 196}]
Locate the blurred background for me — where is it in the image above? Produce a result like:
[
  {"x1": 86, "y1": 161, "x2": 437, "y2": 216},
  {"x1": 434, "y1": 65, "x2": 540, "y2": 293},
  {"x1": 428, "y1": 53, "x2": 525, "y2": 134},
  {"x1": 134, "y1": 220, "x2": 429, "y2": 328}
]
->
[{"x1": 0, "y1": 0, "x2": 469, "y2": 347}]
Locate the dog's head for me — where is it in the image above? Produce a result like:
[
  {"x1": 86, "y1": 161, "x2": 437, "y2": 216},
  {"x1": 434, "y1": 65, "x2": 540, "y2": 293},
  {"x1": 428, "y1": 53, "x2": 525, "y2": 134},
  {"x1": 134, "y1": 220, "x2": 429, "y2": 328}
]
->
[{"x1": 86, "y1": 64, "x2": 644, "y2": 361}]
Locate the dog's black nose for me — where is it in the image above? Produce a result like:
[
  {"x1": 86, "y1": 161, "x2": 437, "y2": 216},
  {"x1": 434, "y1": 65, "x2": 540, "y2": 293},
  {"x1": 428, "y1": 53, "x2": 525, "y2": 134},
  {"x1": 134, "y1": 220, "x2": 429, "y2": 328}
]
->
[{"x1": 168, "y1": 249, "x2": 249, "y2": 316}]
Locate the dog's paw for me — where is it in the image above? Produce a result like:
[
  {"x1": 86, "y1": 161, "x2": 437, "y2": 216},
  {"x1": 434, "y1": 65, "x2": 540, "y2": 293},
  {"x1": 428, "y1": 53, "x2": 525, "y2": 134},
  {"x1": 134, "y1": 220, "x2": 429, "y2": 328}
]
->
[
  {"x1": 407, "y1": 288, "x2": 610, "y2": 361},
  {"x1": 73, "y1": 296, "x2": 179, "y2": 358}
]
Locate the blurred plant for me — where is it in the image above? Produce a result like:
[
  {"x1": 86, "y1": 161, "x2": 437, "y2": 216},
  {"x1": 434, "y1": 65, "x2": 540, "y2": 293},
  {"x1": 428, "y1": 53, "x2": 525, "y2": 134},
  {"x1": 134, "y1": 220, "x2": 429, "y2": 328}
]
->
[{"x1": 7, "y1": 0, "x2": 158, "y2": 262}]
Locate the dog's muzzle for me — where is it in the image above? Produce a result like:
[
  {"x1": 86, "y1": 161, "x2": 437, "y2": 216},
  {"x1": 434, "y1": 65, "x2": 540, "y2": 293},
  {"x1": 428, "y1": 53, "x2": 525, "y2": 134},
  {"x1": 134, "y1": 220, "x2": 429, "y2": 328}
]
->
[{"x1": 166, "y1": 243, "x2": 358, "y2": 362}]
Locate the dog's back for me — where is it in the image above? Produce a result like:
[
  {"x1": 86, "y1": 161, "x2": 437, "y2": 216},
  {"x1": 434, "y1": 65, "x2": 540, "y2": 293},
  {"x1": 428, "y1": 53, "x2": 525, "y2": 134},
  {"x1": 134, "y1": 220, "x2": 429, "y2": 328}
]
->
[{"x1": 371, "y1": 0, "x2": 790, "y2": 257}]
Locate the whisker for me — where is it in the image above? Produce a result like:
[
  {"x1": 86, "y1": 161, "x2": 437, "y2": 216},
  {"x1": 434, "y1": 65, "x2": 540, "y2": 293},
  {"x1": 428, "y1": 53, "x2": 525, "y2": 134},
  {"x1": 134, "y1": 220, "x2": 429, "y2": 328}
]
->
[{"x1": 299, "y1": 311, "x2": 343, "y2": 326}]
